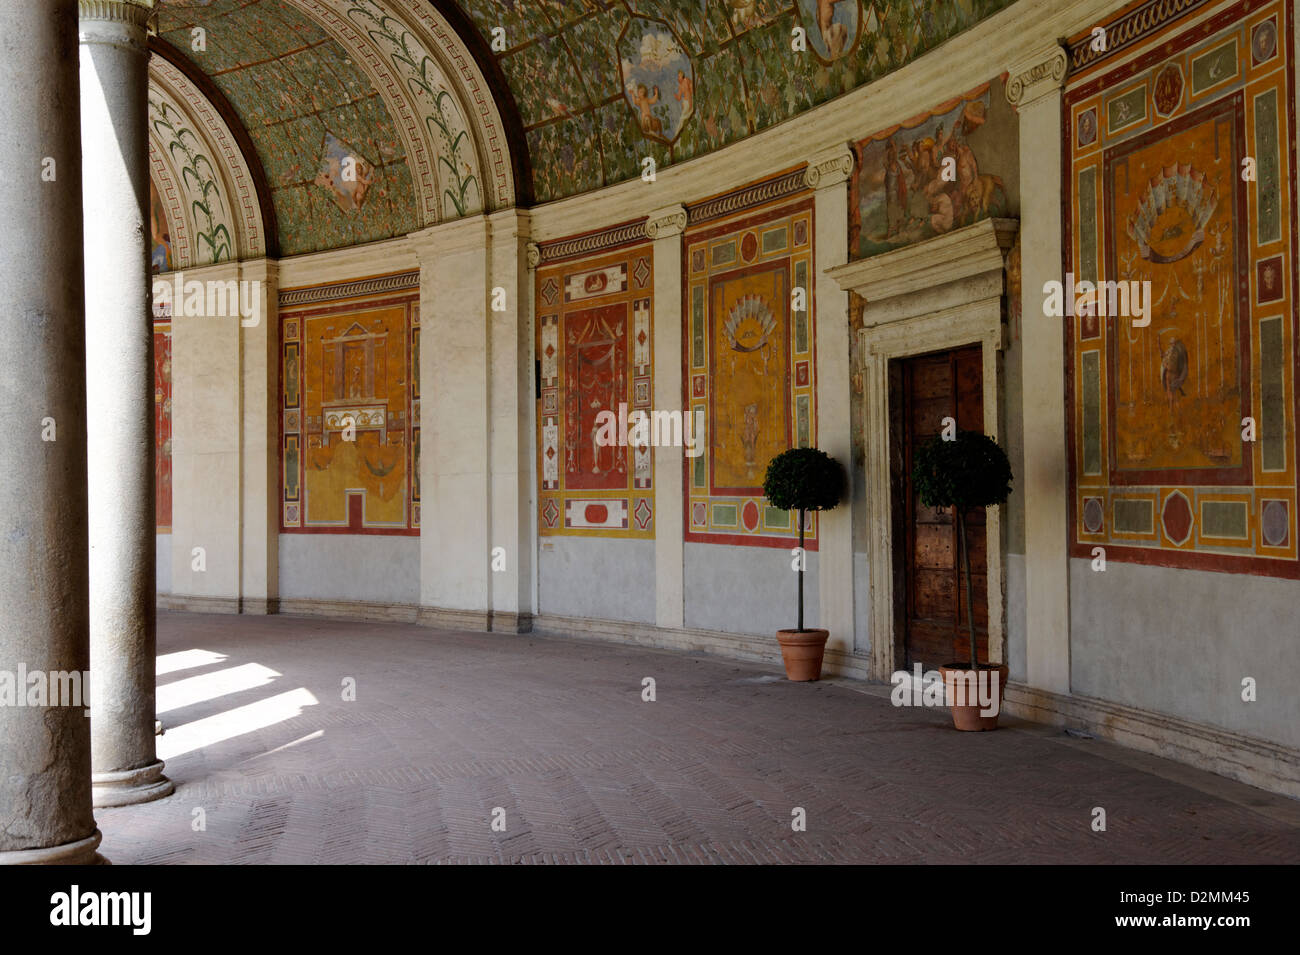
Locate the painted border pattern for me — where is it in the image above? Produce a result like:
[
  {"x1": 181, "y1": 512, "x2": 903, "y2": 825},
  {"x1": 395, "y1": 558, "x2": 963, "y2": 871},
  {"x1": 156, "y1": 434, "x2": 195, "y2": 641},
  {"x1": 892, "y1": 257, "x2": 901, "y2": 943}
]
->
[
  {"x1": 1064, "y1": 0, "x2": 1299, "y2": 577},
  {"x1": 683, "y1": 196, "x2": 817, "y2": 550}
]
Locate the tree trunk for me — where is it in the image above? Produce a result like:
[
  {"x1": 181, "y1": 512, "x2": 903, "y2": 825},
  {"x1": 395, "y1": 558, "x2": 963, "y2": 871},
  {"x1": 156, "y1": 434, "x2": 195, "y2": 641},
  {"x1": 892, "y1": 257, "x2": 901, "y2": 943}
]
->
[
  {"x1": 797, "y1": 507, "x2": 806, "y2": 631},
  {"x1": 957, "y1": 505, "x2": 978, "y2": 670}
]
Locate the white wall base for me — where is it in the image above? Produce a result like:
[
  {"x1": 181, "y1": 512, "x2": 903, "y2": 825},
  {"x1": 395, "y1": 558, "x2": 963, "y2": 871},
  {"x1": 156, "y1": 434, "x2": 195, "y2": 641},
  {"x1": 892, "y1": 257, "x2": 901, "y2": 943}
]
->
[{"x1": 1004, "y1": 683, "x2": 1300, "y2": 799}]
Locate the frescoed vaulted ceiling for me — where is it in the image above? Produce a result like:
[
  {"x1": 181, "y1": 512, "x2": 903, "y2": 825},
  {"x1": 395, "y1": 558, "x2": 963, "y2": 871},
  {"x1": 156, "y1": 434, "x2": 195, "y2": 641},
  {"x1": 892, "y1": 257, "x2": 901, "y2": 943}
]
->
[
  {"x1": 150, "y1": 0, "x2": 1015, "y2": 258},
  {"x1": 455, "y1": 0, "x2": 1017, "y2": 202}
]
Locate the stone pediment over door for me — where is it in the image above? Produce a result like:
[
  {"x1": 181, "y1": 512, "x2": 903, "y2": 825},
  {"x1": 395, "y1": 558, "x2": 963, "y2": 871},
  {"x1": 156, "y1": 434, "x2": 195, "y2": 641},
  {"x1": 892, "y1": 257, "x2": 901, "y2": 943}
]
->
[{"x1": 827, "y1": 216, "x2": 1018, "y2": 680}]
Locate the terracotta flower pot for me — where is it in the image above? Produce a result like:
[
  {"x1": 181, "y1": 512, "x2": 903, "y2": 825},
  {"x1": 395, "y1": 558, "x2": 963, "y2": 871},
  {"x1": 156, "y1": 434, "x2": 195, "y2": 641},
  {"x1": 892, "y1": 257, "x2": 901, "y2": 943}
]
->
[
  {"x1": 938, "y1": 663, "x2": 1009, "y2": 731},
  {"x1": 777, "y1": 629, "x2": 829, "y2": 681}
]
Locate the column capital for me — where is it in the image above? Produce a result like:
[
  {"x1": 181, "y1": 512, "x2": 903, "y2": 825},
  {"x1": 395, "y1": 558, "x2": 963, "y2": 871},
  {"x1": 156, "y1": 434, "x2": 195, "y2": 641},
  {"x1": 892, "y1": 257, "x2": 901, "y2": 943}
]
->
[
  {"x1": 645, "y1": 205, "x2": 687, "y2": 240},
  {"x1": 803, "y1": 145, "x2": 854, "y2": 190},
  {"x1": 1006, "y1": 45, "x2": 1068, "y2": 109},
  {"x1": 525, "y1": 242, "x2": 541, "y2": 269},
  {"x1": 79, "y1": 0, "x2": 154, "y2": 51},
  {"x1": 79, "y1": 0, "x2": 155, "y2": 27}
]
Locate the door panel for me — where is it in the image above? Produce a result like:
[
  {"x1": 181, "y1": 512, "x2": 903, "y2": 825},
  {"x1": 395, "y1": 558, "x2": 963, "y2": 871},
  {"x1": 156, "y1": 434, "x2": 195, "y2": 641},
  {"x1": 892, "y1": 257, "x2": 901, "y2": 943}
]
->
[{"x1": 899, "y1": 347, "x2": 988, "y2": 671}]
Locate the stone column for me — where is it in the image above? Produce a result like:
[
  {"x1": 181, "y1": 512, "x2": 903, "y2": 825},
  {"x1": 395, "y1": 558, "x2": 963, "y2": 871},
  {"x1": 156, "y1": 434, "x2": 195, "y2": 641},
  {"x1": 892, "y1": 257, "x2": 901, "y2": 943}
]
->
[
  {"x1": 1007, "y1": 46, "x2": 1071, "y2": 694},
  {"x1": 647, "y1": 206, "x2": 687, "y2": 631},
  {"x1": 806, "y1": 147, "x2": 856, "y2": 657},
  {"x1": 80, "y1": 0, "x2": 173, "y2": 807},
  {"x1": 0, "y1": 0, "x2": 104, "y2": 865}
]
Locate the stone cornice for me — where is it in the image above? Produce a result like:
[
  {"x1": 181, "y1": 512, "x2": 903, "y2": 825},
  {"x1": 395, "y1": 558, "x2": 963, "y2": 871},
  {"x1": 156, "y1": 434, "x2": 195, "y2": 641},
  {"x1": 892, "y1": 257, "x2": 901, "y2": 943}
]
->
[
  {"x1": 1006, "y1": 45, "x2": 1069, "y2": 108},
  {"x1": 827, "y1": 217, "x2": 1019, "y2": 310},
  {"x1": 645, "y1": 205, "x2": 688, "y2": 240},
  {"x1": 803, "y1": 146, "x2": 854, "y2": 190},
  {"x1": 684, "y1": 167, "x2": 808, "y2": 227},
  {"x1": 533, "y1": 219, "x2": 649, "y2": 266},
  {"x1": 278, "y1": 271, "x2": 419, "y2": 308},
  {"x1": 1067, "y1": 0, "x2": 1211, "y2": 73}
]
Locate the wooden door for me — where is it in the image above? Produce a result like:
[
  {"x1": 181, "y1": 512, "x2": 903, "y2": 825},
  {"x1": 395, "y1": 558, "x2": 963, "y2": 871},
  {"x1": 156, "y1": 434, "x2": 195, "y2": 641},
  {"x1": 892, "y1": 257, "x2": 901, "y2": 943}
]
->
[{"x1": 898, "y1": 347, "x2": 987, "y2": 671}]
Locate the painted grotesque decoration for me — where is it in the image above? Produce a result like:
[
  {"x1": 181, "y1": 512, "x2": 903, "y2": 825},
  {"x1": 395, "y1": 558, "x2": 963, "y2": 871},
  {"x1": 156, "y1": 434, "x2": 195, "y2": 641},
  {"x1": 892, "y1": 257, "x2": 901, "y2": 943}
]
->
[
  {"x1": 1066, "y1": 0, "x2": 1297, "y2": 575},
  {"x1": 281, "y1": 289, "x2": 420, "y2": 534},
  {"x1": 685, "y1": 197, "x2": 817, "y2": 549},
  {"x1": 537, "y1": 244, "x2": 655, "y2": 538}
]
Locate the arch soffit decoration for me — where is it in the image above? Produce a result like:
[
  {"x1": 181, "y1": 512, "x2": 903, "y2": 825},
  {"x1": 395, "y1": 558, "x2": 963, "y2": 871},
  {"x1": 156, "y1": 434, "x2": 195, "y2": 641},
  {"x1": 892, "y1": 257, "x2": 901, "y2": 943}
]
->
[
  {"x1": 153, "y1": 0, "x2": 516, "y2": 265},
  {"x1": 283, "y1": 0, "x2": 516, "y2": 216},
  {"x1": 147, "y1": 55, "x2": 266, "y2": 269}
]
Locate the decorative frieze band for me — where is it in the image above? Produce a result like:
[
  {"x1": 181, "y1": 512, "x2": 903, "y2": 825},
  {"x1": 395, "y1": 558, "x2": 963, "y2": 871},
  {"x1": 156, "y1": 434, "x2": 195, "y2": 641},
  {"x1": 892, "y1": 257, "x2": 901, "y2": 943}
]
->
[
  {"x1": 1006, "y1": 45, "x2": 1068, "y2": 108},
  {"x1": 532, "y1": 219, "x2": 650, "y2": 266},
  {"x1": 1068, "y1": 0, "x2": 1211, "y2": 72},
  {"x1": 278, "y1": 271, "x2": 419, "y2": 307},
  {"x1": 684, "y1": 166, "x2": 809, "y2": 226}
]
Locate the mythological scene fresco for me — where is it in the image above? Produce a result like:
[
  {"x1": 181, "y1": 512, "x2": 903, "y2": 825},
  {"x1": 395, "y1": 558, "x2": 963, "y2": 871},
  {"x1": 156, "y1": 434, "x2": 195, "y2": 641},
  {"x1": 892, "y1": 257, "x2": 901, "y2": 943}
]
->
[
  {"x1": 280, "y1": 288, "x2": 420, "y2": 534},
  {"x1": 685, "y1": 197, "x2": 817, "y2": 549},
  {"x1": 537, "y1": 242, "x2": 655, "y2": 539},
  {"x1": 850, "y1": 78, "x2": 1019, "y2": 258},
  {"x1": 1066, "y1": 0, "x2": 1298, "y2": 575},
  {"x1": 461, "y1": 0, "x2": 1018, "y2": 201}
]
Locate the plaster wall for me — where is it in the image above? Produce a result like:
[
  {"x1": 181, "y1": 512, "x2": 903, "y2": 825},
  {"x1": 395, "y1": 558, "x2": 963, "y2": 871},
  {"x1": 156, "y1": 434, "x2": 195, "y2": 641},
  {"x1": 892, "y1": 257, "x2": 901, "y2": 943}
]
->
[
  {"x1": 538, "y1": 538, "x2": 655, "y2": 625},
  {"x1": 684, "y1": 543, "x2": 819, "y2": 637},
  {"x1": 156, "y1": 535, "x2": 171, "y2": 596},
  {"x1": 1070, "y1": 559, "x2": 1299, "y2": 750},
  {"x1": 279, "y1": 535, "x2": 420, "y2": 605}
]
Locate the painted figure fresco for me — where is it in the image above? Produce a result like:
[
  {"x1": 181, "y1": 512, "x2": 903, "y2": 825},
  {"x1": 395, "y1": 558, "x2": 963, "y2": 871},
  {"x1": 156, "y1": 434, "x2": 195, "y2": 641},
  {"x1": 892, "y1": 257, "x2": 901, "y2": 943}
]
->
[
  {"x1": 798, "y1": 0, "x2": 861, "y2": 62},
  {"x1": 619, "y1": 17, "x2": 695, "y2": 145},
  {"x1": 315, "y1": 132, "x2": 375, "y2": 213},
  {"x1": 281, "y1": 295, "x2": 418, "y2": 534},
  {"x1": 149, "y1": 178, "x2": 172, "y2": 274},
  {"x1": 851, "y1": 81, "x2": 1017, "y2": 258}
]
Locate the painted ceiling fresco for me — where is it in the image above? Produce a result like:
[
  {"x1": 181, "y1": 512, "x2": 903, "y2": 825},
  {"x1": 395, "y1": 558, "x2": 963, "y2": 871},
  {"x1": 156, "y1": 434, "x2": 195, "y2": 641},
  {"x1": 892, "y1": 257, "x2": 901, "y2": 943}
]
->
[
  {"x1": 157, "y1": 0, "x2": 419, "y2": 256},
  {"x1": 459, "y1": 0, "x2": 1017, "y2": 201},
  {"x1": 154, "y1": 0, "x2": 1016, "y2": 248}
]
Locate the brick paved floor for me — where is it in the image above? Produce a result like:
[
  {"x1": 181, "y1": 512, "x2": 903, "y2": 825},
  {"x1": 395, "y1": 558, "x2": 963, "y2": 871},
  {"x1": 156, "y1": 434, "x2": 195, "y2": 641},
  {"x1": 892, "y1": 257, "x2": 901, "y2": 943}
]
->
[{"x1": 96, "y1": 612, "x2": 1300, "y2": 864}]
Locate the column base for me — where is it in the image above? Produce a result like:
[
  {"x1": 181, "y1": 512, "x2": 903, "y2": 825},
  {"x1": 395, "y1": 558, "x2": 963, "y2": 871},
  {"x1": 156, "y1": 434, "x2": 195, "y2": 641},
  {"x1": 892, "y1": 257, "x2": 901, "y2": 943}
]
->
[
  {"x1": 0, "y1": 829, "x2": 108, "y2": 865},
  {"x1": 92, "y1": 760, "x2": 174, "y2": 808}
]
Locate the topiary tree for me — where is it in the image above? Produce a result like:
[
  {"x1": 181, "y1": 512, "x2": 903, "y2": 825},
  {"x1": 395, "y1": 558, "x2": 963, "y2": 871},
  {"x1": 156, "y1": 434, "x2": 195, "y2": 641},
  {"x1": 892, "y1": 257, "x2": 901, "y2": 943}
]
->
[
  {"x1": 762, "y1": 448, "x2": 845, "y2": 631},
  {"x1": 911, "y1": 430, "x2": 1013, "y2": 671}
]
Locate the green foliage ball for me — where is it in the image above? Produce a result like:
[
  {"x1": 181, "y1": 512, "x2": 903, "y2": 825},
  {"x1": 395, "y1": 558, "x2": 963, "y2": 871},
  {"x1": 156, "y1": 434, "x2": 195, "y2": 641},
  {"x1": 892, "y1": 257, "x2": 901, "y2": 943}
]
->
[
  {"x1": 762, "y1": 447, "x2": 844, "y2": 513},
  {"x1": 911, "y1": 430, "x2": 1013, "y2": 511}
]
